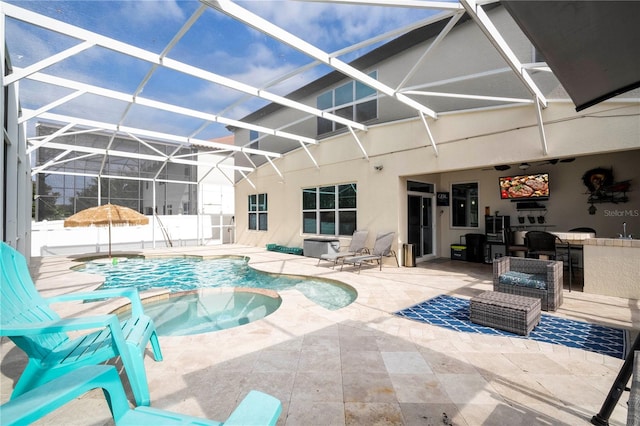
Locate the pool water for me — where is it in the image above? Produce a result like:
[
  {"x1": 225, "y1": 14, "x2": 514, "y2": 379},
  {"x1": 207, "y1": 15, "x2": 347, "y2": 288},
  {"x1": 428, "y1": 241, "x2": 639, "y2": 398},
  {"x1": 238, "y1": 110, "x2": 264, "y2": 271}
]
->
[
  {"x1": 128, "y1": 290, "x2": 282, "y2": 336},
  {"x1": 78, "y1": 256, "x2": 357, "y2": 310}
]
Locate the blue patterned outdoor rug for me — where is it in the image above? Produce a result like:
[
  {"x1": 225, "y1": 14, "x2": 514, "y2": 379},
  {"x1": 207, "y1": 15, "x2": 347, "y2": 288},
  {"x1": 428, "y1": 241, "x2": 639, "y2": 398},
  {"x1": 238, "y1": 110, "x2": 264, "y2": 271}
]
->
[{"x1": 394, "y1": 295, "x2": 629, "y2": 359}]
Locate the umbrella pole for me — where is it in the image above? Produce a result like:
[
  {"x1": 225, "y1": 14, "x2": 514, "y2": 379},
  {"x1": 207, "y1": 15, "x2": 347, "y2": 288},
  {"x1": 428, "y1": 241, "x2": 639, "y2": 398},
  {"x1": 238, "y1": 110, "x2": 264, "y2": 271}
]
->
[{"x1": 108, "y1": 220, "x2": 112, "y2": 258}]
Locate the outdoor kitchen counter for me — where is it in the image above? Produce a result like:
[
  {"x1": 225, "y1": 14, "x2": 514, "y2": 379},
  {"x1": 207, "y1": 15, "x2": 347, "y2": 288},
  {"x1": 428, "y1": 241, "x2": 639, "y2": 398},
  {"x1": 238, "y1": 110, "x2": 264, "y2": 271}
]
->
[
  {"x1": 551, "y1": 231, "x2": 595, "y2": 243},
  {"x1": 583, "y1": 238, "x2": 640, "y2": 299}
]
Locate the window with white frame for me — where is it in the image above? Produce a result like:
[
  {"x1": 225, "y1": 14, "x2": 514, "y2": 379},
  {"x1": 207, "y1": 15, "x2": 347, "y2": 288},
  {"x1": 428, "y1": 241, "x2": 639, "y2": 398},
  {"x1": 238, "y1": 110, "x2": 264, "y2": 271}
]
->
[
  {"x1": 451, "y1": 182, "x2": 479, "y2": 228},
  {"x1": 302, "y1": 184, "x2": 357, "y2": 236},
  {"x1": 317, "y1": 71, "x2": 378, "y2": 136},
  {"x1": 248, "y1": 193, "x2": 268, "y2": 231}
]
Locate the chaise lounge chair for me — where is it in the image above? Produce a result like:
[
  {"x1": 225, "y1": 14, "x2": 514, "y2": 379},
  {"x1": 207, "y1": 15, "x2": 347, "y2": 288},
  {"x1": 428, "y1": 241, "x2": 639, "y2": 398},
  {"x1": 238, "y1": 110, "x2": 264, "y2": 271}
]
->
[
  {"x1": 341, "y1": 231, "x2": 398, "y2": 272},
  {"x1": 0, "y1": 241, "x2": 162, "y2": 406},
  {"x1": 0, "y1": 365, "x2": 282, "y2": 425},
  {"x1": 317, "y1": 230, "x2": 369, "y2": 268}
]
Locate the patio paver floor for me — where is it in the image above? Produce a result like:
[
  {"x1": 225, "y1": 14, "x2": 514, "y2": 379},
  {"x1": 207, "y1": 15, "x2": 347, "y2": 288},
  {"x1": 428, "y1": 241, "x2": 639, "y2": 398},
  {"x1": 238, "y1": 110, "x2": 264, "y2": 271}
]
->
[{"x1": 1, "y1": 245, "x2": 637, "y2": 425}]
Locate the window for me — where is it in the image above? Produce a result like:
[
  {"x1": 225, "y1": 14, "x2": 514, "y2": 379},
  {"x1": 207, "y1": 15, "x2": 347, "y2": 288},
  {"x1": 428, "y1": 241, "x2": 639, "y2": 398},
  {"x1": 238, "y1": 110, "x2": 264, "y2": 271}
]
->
[
  {"x1": 248, "y1": 193, "x2": 268, "y2": 231},
  {"x1": 407, "y1": 181, "x2": 434, "y2": 193},
  {"x1": 302, "y1": 184, "x2": 357, "y2": 236},
  {"x1": 317, "y1": 71, "x2": 378, "y2": 135},
  {"x1": 249, "y1": 130, "x2": 259, "y2": 150},
  {"x1": 451, "y1": 182, "x2": 479, "y2": 228}
]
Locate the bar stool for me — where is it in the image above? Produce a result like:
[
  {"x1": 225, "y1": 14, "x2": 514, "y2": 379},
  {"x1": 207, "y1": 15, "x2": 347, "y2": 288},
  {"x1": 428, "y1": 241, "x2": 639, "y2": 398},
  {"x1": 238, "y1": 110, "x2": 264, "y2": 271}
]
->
[
  {"x1": 525, "y1": 231, "x2": 572, "y2": 290},
  {"x1": 525, "y1": 231, "x2": 558, "y2": 259},
  {"x1": 506, "y1": 230, "x2": 528, "y2": 257}
]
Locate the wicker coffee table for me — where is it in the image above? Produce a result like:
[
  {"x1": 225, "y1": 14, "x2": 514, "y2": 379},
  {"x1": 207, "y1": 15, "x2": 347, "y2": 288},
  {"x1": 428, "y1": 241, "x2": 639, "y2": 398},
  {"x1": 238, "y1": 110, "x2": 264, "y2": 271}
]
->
[{"x1": 470, "y1": 291, "x2": 541, "y2": 336}]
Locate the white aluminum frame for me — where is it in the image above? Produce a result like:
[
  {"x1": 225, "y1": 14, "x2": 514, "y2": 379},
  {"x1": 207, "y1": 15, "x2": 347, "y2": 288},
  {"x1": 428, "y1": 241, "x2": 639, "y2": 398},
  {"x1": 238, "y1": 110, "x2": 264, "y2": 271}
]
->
[{"x1": 2, "y1": 0, "x2": 553, "y2": 189}]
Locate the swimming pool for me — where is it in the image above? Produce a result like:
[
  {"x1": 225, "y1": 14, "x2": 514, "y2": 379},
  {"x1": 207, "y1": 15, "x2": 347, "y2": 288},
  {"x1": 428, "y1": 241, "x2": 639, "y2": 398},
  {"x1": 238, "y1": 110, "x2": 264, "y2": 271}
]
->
[
  {"x1": 118, "y1": 289, "x2": 282, "y2": 336},
  {"x1": 77, "y1": 256, "x2": 357, "y2": 310}
]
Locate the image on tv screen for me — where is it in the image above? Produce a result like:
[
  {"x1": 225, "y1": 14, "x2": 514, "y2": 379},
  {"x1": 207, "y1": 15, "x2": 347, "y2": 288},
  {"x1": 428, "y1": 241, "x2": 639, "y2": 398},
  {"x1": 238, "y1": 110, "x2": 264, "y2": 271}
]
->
[{"x1": 499, "y1": 173, "x2": 549, "y2": 200}]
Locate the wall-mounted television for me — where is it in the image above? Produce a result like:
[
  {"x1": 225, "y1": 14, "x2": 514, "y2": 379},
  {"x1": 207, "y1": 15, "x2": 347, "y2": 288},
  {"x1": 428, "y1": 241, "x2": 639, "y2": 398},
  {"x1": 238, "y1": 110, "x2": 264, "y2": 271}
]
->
[{"x1": 499, "y1": 173, "x2": 549, "y2": 200}]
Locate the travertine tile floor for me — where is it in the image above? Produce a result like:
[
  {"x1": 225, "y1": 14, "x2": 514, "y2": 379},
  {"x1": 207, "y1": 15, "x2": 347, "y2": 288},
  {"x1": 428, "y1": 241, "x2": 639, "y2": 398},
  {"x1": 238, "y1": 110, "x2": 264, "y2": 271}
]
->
[{"x1": 2, "y1": 245, "x2": 638, "y2": 425}]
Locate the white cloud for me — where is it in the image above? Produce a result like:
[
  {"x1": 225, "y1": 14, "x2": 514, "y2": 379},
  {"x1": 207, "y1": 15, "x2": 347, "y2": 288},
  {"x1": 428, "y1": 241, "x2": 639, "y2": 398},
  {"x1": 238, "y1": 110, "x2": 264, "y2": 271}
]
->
[
  {"x1": 116, "y1": 0, "x2": 186, "y2": 27},
  {"x1": 240, "y1": 1, "x2": 428, "y2": 48},
  {"x1": 5, "y1": 19, "x2": 63, "y2": 66},
  {"x1": 11, "y1": 0, "x2": 435, "y2": 141}
]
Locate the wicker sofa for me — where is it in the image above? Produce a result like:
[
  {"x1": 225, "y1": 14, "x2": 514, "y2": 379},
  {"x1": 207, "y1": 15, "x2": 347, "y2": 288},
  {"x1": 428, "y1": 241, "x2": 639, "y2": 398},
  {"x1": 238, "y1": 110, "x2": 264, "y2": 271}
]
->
[{"x1": 493, "y1": 256, "x2": 563, "y2": 311}]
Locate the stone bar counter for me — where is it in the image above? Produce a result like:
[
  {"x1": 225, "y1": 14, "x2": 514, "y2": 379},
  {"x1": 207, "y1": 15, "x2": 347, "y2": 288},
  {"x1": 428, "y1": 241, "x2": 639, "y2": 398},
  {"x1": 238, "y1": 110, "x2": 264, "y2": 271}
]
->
[{"x1": 583, "y1": 238, "x2": 640, "y2": 299}]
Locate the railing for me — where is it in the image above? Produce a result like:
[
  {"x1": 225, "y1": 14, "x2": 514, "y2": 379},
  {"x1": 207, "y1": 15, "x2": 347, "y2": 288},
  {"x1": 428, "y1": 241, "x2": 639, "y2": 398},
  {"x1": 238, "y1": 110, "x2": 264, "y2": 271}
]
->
[{"x1": 154, "y1": 214, "x2": 173, "y2": 247}]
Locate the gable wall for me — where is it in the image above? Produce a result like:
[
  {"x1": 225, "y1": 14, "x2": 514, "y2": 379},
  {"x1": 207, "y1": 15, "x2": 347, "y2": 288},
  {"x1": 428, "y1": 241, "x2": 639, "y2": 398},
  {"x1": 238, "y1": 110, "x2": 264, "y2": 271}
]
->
[{"x1": 234, "y1": 6, "x2": 537, "y2": 169}]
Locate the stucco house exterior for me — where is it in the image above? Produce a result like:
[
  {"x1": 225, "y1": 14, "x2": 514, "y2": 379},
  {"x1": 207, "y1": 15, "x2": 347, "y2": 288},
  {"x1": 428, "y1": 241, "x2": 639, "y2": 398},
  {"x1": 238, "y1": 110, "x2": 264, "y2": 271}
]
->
[{"x1": 229, "y1": 4, "x2": 640, "y2": 265}]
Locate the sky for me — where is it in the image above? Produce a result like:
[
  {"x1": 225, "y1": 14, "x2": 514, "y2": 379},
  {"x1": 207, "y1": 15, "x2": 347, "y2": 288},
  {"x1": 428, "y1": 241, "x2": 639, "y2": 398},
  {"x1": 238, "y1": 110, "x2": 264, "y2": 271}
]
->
[{"x1": 4, "y1": 0, "x2": 440, "y2": 140}]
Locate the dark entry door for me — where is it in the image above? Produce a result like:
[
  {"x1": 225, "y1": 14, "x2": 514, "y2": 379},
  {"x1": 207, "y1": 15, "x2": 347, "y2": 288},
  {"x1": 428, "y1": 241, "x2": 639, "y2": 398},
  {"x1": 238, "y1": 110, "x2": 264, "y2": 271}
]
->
[{"x1": 408, "y1": 194, "x2": 434, "y2": 259}]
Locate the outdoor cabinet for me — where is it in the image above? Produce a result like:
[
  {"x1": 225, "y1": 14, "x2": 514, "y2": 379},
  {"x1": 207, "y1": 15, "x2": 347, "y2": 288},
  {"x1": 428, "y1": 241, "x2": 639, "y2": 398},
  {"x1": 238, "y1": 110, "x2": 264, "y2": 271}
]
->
[
  {"x1": 488, "y1": 243, "x2": 506, "y2": 261},
  {"x1": 486, "y1": 215, "x2": 511, "y2": 243},
  {"x1": 303, "y1": 238, "x2": 340, "y2": 258}
]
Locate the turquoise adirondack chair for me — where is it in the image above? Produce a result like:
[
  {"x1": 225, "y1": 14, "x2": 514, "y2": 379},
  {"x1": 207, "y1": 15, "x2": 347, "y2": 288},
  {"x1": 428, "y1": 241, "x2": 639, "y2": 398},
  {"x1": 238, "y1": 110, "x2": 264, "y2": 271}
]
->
[
  {"x1": 0, "y1": 242, "x2": 162, "y2": 406},
  {"x1": 0, "y1": 365, "x2": 282, "y2": 425}
]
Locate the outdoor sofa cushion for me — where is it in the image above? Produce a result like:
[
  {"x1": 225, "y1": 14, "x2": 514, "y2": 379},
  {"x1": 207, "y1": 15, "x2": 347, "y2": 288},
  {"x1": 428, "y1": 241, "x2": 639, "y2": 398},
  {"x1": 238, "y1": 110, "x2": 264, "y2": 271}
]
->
[{"x1": 499, "y1": 271, "x2": 547, "y2": 290}]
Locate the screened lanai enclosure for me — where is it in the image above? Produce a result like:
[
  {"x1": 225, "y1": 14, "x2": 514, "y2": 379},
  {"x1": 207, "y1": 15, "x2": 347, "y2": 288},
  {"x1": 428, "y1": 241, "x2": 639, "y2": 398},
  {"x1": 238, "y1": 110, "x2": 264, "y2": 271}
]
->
[
  {"x1": 34, "y1": 123, "x2": 198, "y2": 221},
  {"x1": 2, "y1": 0, "x2": 638, "y2": 257}
]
